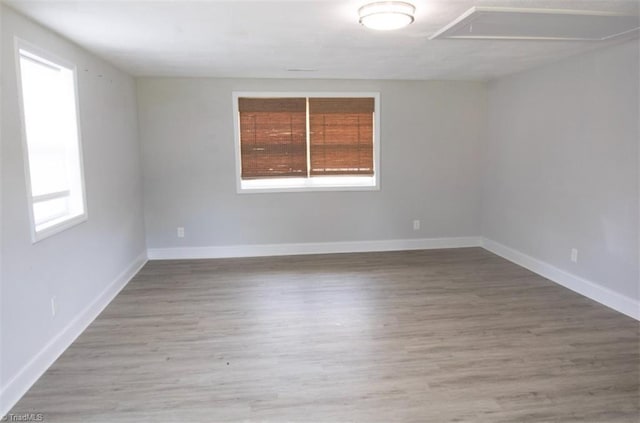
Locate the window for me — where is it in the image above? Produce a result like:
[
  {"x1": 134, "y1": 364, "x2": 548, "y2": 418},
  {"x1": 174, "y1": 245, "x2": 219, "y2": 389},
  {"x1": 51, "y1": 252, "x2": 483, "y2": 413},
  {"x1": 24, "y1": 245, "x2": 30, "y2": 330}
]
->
[
  {"x1": 233, "y1": 92, "x2": 380, "y2": 192},
  {"x1": 16, "y1": 41, "x2": 87, "y2": 242}
]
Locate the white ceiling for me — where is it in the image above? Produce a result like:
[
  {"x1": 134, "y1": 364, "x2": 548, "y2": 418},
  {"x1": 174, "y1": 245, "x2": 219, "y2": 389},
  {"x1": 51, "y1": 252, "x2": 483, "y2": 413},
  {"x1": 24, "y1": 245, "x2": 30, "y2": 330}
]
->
[{"x1": 5, "y1": 0, "x2": 639, "y2": 80}]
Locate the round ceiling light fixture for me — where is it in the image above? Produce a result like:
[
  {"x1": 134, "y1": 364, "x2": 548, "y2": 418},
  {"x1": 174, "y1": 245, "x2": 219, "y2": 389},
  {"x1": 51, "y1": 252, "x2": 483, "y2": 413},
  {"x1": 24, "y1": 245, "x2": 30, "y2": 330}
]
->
[{"x1": 358, "y1": 1, "x2": 416, "y2": 31}]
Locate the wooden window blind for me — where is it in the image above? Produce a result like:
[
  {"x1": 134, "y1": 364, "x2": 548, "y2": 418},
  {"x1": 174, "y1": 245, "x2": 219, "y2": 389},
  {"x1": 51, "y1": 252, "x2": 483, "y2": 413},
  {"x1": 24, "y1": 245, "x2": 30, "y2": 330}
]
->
[
  {"x1": 309, "y1": 97, "x2": 374, "y2": 176},
  {"x1": 237, "y1": 96, "x2": 376, "y2": 181},
  {"x1": 239, "y1": 98, "x2": 307, "y2": 179}
]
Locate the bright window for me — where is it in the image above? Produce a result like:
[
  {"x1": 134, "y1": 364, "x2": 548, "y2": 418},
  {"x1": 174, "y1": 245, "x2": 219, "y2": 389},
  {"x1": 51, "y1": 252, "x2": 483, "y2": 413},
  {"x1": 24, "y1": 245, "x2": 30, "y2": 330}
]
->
[
  {"x1": 16, "y1": 42, "x2": 87, "y2": 242},
  {"x1": 233, "y1": 92, "x2": 380, "y2": 193}
]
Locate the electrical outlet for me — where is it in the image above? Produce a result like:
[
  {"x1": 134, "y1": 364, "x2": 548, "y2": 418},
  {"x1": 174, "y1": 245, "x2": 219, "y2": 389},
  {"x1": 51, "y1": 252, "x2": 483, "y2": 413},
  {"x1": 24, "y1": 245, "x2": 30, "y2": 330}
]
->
[
  {"x1": 571, "y1": 248, "x2": 578, "y2": 263},
  {"x1": 177, "y1": 227, "x2": 185, "y2": 238},
  {"x1": 413, "y1": 220, "x2": 420, "y2": 231},
  {"x1": 51, "y1": 296, "x2": 57, "y2": 317}
]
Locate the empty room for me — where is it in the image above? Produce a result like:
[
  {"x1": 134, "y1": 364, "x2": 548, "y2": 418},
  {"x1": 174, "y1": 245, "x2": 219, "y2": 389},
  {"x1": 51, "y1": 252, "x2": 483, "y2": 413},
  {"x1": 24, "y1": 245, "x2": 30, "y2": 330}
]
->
[{"x1": 1, "y1": 0, "x2": 638, "y2": 421}]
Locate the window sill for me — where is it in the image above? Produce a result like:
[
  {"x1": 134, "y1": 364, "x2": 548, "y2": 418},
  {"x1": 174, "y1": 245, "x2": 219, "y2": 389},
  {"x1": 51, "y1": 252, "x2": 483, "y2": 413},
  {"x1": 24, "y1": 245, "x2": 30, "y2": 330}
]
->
[
  {"x1": 32, "y1": 212, "x2": 87, "y2": 243},
  {"x1": 238, "y1": 176, "x2": 379, "y2": 193}
]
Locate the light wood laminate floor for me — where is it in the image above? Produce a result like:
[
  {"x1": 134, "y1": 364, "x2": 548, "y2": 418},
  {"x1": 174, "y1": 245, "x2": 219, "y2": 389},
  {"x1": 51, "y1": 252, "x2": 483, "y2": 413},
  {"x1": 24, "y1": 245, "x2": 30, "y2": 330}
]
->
[{"x1": 9, "y1": 248, "x2": 640, "y2": 422}]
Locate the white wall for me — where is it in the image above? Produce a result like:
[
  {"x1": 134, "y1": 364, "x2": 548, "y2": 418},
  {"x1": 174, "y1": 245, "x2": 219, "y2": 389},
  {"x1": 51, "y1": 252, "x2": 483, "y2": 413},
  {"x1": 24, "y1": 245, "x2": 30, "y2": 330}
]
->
[
  {"x1": 483, "y1": 40, "x2": 639, "y2": 301},
  {"x1": 0, "y1": 7, "x2": 147, "y2": 413},
  {"x1": 137, "y1": 78, "x2": 486, "y2": 251}
]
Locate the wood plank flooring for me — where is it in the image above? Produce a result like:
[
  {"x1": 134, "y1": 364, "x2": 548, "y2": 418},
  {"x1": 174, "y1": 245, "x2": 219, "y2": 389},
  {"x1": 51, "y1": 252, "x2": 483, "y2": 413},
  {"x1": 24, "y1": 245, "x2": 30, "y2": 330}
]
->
[{"x1": 8, "y1": 248, "x2": 640, "y2": 422}]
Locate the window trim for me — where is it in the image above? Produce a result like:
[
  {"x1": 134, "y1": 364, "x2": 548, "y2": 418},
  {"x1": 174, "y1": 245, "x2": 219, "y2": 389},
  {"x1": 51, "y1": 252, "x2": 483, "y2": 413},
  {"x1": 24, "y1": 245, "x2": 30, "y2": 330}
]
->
[
  {"x1": 232, "y1": 91, "x2": 381, "y2": 194},
  {"x1": 14, "y1": 38, "x2": 88, "y2": 243}
]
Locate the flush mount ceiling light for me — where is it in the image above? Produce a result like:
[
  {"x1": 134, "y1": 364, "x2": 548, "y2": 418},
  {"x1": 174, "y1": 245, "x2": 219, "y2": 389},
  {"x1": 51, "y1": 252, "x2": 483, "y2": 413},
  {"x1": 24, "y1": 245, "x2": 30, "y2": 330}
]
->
[{"x1": 359, "y1": 1, "x2": 416, "y2": 31}]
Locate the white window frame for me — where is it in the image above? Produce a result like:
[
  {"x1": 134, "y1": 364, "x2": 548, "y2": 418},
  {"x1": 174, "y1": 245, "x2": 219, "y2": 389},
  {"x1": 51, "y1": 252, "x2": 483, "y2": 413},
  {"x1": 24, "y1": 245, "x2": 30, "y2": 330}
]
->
[
  {"x1": 15, "y1": 38, "x2": 88, "y2": 243},
  {"x1": 232, "y1": 91, "x2": 381, "y2": 193}
]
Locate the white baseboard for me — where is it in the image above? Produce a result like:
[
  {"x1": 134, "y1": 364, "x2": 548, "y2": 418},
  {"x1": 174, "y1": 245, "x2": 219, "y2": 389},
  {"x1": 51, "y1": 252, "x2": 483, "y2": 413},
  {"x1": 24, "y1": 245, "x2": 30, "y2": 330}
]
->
[
  {"x1": 147, "y1": 236, "x2": 483, "y2": 260},
  {"x1": 482, "y1": 238, "x2": 639, "y2": 321},
  {"x1": 0, "y1": 252, "x2": 148, "y2": 418}
]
